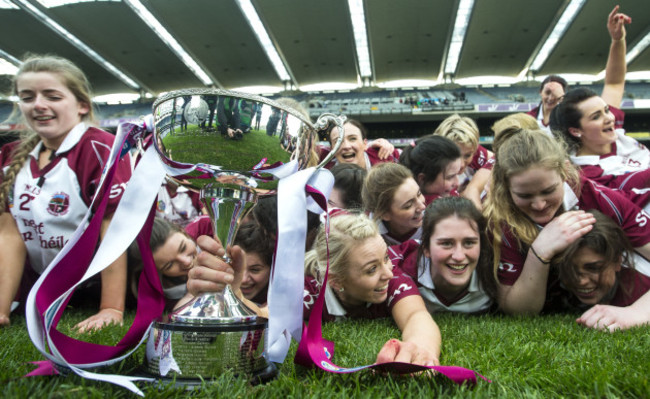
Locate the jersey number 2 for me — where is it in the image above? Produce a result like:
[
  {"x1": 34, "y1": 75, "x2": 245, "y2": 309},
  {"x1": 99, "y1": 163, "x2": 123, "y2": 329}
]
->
[{"x1": 19, "y1": 193, "x2": 35, "y2": 211}]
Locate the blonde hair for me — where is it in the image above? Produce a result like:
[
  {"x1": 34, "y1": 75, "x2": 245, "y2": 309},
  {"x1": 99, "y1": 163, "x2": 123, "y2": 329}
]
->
[
  {"x1": 304, "y1": 213, "x2": 379, "y2": 284},
  {"x1": 433, "y1": 114, "x2": 479, "y2": 149},
  {"x1": 362, "y1": 162, "x2": 413, "y2": 221},
  {"x1": 0, "y1": 55, "x2": 96, "y2": 214},
  {"x1": 491, "y1": 113, "x2": 539, "y2": 154},
  {"x1": 483, "y1": 129, "x2": 580, "y2": 274}
]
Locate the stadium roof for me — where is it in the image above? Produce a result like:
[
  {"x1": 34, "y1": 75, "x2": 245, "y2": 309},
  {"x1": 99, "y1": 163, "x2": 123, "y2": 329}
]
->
[{"x1": 1, "y1": 0, "x2": 649, "y2": 98}]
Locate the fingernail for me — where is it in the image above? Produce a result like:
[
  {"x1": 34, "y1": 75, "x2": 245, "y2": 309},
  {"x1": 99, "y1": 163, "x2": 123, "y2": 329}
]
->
[{"x1": 225, "y1": 274, "x2": 233, "y2": 282}]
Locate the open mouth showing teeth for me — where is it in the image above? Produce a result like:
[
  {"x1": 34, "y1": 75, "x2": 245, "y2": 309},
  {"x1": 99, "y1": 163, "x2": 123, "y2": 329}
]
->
[
  {"x1": 575, "y1": 288, "x2": 595, "y2": 294},
  {"x1": 341, "y1": 153, "x2": 356, "y2": 160},
  {"x1": 447, "y1": 264, "x2": 467, "y2": 271},
  {"x1": 374, "y1": 285, "x2": 388, "y2": 292},
  {"x1": 35, "y1": 116, "x2": 54, "y2": 121}
]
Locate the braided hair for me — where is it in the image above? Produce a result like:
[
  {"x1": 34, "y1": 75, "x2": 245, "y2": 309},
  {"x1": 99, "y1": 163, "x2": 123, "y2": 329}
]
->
[{"x1": 0, "y1": 55, "x2": 95, "y2": 214}]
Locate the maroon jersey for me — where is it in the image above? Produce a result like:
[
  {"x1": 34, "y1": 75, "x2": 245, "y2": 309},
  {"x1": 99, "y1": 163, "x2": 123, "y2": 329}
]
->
[
  {"x1": 570, "y1": 129, "x2": 650, "y2": 208},
  {"x1": 302, "y1": 267, "x2": 419, "y2": 322},
  {"x1": 1, "y1": 124, "x2": 131, "y2": 273},
  {"x1": 610, "y1": 267, "x2": 650, "y2": 307},
  {"x1": 378, "y1": 219, "x2": 421, "y2": 247},
  {"x1": 423, "y1": 190, "x2": 459, "y2": 207},
  {"x1": 497, "y1": 177, "x2": 650, "y2": 288},
  {"x1": 183, "y1": 215, "x2": 214, "y2": 241},
  {"x1": 468, "y1": 145, "x2": 494, "y2": 172},
  {"x1": 390, "y1": 240, "x2": 492, "y2": 313}
]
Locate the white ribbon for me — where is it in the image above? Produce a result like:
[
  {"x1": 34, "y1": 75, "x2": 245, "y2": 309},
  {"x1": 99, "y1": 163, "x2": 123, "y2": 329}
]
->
[
  {"x1": 26, "y1": 125, "x2": 167, "y2": 396},
  {"x1": 267, "y1": 167, "x2": 333, "y2": 362}
]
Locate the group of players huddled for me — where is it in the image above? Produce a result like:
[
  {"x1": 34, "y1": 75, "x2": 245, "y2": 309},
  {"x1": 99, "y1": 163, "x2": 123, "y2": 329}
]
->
[{"x1": 1, "y1": 5, "x2": 648, "y2": 368}]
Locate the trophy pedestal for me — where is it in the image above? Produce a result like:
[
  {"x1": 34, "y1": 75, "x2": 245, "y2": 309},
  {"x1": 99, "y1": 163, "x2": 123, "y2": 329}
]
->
[{"x1": 143, "y1": 287, "x2": 277, "y2": 387}]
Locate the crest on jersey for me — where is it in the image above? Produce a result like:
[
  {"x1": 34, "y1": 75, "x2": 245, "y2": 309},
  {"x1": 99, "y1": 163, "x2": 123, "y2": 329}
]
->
[
  {"x1": 47, "y1": 192, "x2": 70, "y2": 216},
  {"x1": 156, "y1": 200, "x2": 166, "y2": 212}
]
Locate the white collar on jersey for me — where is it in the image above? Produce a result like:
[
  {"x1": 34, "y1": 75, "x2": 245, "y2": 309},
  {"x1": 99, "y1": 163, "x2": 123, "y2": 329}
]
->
[
  {"x1": 324, "y1": 283, "x2": 347, "y2": 317},
  {"x1": 562, "y1": 181, "x2": 579, "y2": 211},
  {"x1": 29, "y1": 122, "x2": 87, "y2": 159},
  {"x1": 324, "y1": 281, "x2": 372, "y2": 318},
  {"x1": 569, "y1": 128, "x2": 626, "y2": 161},
  {"x1": 417, "y1": 256, "x2": 480, "y2": 293}
]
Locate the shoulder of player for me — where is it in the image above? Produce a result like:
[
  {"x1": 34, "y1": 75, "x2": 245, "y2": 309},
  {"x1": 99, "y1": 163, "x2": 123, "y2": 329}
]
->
[{"x1": 0, "y1": 140, "x2": 21, "y2": 166}]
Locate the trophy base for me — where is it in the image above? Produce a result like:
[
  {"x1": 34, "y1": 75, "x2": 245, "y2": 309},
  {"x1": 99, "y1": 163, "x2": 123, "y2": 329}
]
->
[
  {"x1": 143, "y1": 316, "x2": 276, "y2": 385},
  {"x1": 135, "y1": 361, "x2": 278, "y2": 390}
]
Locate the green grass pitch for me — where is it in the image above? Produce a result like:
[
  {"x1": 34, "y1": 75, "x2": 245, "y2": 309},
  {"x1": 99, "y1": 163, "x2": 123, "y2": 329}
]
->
[{"x1": 2, "y1": 311, "x2": 649, "y2": 398}]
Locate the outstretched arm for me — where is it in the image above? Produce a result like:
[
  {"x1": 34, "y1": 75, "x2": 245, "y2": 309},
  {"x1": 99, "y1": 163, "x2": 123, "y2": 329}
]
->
[
  {"x1": 75, "y1": 214, "x2": 127, "y2": 332},
  {"x1": 576, "y1": 290, "x2": 650, "y2": 332},
  {"x1": 601, "y1": 5, "x2": 631, "y2": 108},
  {"x1": 376, "y1": 295, "x2": 441, "y2": 367}
]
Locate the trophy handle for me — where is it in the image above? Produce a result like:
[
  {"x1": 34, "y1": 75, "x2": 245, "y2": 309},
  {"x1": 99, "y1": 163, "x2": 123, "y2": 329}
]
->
[{"x1": 314, "y1": 113, "x2": 347, "y2": 169}]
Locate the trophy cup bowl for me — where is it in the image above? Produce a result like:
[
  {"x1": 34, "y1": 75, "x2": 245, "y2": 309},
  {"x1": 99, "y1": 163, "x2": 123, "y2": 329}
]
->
[{"x1": 143, "y1": 88, "x2": 344, "y2": 387}]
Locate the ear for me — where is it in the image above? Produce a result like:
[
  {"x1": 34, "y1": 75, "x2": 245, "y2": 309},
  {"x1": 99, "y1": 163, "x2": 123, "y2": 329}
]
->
[
  {"x1": 417, "y1": 173, "x2": 426, "y2": 187},
  {"x1": 614, "y1": 256, "x2": 623, "y2": 272},
  {"x1": 328, "y1": 277, "x2": 342, "y2": 292},
  {"x1": 568, "y1": 127, "x2": 582, "y2": 139},
  {"x1": 362, "y1": 138, "x2": 368, "y2": 150},
  {"x1": 423, "y1": 246, "x2": 430, "y2": 259},
  {"x1": 78, "y1": 102, "x2": 90, "y2": 117}
]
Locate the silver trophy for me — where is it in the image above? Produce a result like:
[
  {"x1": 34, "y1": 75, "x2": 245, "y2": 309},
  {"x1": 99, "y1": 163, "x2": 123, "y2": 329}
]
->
[{"x1": 144, "y1": 89, "x2": 344, "y2": 386}]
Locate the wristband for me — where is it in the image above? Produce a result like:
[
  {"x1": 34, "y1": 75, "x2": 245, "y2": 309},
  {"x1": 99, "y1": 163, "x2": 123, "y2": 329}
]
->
[{"x1": 530, "y1": 246, "x2": 551, "y2": 264}]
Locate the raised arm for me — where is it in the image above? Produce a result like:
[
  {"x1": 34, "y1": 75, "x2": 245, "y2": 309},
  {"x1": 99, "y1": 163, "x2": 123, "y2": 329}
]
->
[
  {"x1": 601, "y1": 5, "x2": 631, "y2": 108},
  {"x1": 368, "y1": 138, "x2": 396, "y2": 160},
  {"x1": 0, "y1": 212, "x2": 27, "y2": 327}
]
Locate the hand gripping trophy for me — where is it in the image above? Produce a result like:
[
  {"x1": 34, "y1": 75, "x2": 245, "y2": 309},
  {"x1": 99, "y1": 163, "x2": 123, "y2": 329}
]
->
[{"x1": 144, "y1": 89, "x2": 344, "y2": 386}]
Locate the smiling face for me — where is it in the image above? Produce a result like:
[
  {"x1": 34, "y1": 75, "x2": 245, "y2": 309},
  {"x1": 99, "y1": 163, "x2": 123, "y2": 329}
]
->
[
  {"x1": 509, "y1": 166, "x2": 565, "y2": 225},
  {"x1": 565, "y1": 247, "x2": 620, "y2": 305},
  {"x1": 16, "y1": 71, "x2": 89, "y2": 148},
  {"x1": 540, "y1": 81, "x2": 565, "y2": 113},
  {"x1": 425, "y1": 215, "x2": 480, "y2": 299},
  {"x1": 240, "y1": 252, "x2": 271, "y2": 301},
  {"x1": 421, "y1": 158, "x2": 462, "y2": 197},
  {"x1": 571, "y1": 96, "x2": 617, "y2": 155},
  {"x1": 330, "y1": 123, "x2": 368, "y2": 168},
  {"x1": 382, "y1": 177, "x2": 426, "y2": 237},
  {"x1": 153, "y1": 232, "x2": 198, "y2": 278},
  {"x1": 333, "y1": 235, "x2": 394, "y2": 306}
]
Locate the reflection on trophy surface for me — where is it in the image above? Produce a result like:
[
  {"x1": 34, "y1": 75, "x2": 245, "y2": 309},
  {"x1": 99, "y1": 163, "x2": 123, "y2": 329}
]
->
[{"x1": 144, "y1": 88, "x2": 344, "y2": 386}]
